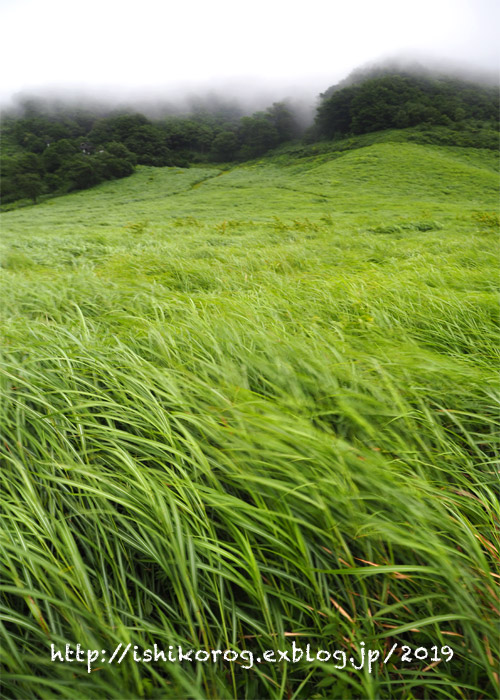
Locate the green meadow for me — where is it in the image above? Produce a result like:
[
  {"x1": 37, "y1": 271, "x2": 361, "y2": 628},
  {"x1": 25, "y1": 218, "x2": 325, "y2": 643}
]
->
[{"x1": 1, "y1": 136, "x2": 499, "y2": 699}]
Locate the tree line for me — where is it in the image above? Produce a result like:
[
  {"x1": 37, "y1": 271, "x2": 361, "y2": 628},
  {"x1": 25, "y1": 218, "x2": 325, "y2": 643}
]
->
[
  {"x1": 313, "y1": 73, "x2": 499, "y2": 139},
  {"x1": 0, "y1": 102, "x2": 301, "y2": 204},
  {"x1": 1, "y1": 69, "x2": 498, "y2": 205}
]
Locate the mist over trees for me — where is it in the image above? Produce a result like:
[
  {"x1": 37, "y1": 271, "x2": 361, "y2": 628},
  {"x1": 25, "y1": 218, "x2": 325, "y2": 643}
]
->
[
  {"x1": 0, "y1": 96, "x2": 305, "y2": 204},
  {"x1": 313, "y1": 68, "x2": 499, "y2": 139},
  {"x1": 1, "y1": 63, "x2": 498, "y2": 206},
  {"x1": 0, "y1": 91, "x2": 300, "y2": 205}
]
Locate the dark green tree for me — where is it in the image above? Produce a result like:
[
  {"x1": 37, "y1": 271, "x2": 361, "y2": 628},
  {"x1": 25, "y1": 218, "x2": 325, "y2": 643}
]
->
[
  {"x1": 0, "y1": 152, "x2": 43, "y2": 203},
  {"x1": 210, "y1": 131, "x2": 238, "y2": 161},
  {"x1": 14, "y1": 172, "x2": 44, "y2": 203},
  {"x1": 41, "y1": 139, "x2": 79, "y2": 172},
  {"x1": 265, "y1": 102, "x2": 301, "y2": 141},
  {"x1": 59, "y1": 155, "x2": 100, "y2": 191},
  {"x1": 104, "y1": 141, "x2": 137, "y2": 165},
  {"x1": 124, "y1": 125, "x2": 172, "y2": 166},
  {"x1": 237, "y1": 115, "x2": 279, "y2": 159},
  {"x1": 94, "y1": 152, "x2": 134, "y2": 180}
]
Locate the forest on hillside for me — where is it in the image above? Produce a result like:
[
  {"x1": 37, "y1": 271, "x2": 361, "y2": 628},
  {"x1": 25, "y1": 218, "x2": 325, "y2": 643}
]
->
[
  {"x1": 1, "y1": 67, "x2": 498, "y2": 205},
  {"x1": 314, "y1": 72, "x2": 498, "y2": 137}
]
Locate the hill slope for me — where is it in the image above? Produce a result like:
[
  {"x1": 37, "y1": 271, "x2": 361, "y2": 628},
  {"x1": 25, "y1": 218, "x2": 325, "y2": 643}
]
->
[{"x1": 1, "y1": 141, "x2": 499, "y2": 699}]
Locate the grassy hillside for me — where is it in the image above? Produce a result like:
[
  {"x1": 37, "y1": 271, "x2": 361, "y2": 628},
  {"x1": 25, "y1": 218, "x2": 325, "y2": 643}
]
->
[{"x1": 1, "y1": 139, "x2": 499, "y2": 699}]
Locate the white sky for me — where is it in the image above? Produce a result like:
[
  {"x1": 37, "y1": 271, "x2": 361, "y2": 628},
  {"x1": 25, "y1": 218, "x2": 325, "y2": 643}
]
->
[{"x1": 1, "y1": 0, "x2": 498, "y2": 105}]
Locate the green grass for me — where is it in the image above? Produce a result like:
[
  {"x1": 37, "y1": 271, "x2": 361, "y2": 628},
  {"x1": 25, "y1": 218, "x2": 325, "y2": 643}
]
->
[{"x1": 1, "y1": 138, "x2": 499, "y2": 699}]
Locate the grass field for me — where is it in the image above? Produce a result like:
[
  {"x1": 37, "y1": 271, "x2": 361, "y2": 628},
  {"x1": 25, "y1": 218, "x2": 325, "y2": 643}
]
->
[{"x1": 1, "y1": 137, "x2": 499, "y2": 699}]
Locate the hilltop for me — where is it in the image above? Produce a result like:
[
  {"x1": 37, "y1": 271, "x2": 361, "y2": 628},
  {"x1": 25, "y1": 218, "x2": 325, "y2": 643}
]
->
[
  {"x1": 1, "y1": 63, "x2": 498, "y2": 207},
  {"x1": 314, "y1": 66, "x2": 498, "y2": 141}
]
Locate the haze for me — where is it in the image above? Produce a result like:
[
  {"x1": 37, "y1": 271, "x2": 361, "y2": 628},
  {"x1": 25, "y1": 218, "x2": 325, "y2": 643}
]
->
[{"x1": 1, "y1": 0, "x2": 498, "y2": 108}]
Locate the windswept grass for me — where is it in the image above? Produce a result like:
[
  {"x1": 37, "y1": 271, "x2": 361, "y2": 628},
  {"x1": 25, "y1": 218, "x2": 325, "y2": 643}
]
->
[{"x1": 1, "y1": 139, "x2": 499, "y2": 699}]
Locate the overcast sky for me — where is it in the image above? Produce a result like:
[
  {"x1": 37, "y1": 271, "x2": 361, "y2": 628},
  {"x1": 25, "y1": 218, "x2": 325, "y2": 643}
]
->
[{"x1": 1, "y1": 0, "x2": 498, "y2": 106}]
